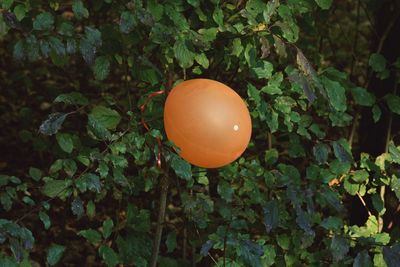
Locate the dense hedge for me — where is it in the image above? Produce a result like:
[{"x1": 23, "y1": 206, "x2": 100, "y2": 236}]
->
[{"x1": 1, "y1": 0, "x2": 400, "y2": 266}]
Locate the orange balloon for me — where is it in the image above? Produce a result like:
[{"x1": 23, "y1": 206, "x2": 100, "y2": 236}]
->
[{"x1": 163, "y1": 79, "x2": 252, "y2": 168}]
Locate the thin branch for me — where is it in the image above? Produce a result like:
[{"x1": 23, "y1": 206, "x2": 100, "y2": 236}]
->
[{"x1": 356, "y1": 192, "x2": 372, "y2": 217}]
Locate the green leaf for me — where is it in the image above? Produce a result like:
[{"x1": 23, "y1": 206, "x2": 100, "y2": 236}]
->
[
  {"x1": 33, "y1": 12, "x2": 54, "y2": 31},
  {"x1": 88, "y1": 114, "x2": 112, "y2": 140},
  {"x1": 56, "y1": 133, "x2": 74, "y2": 153},
  {"x1": 47, "y1": 244, "x2": 66, "y2": 266},
  {"x1": 372, "y1": 194, "x2": 386, "y2": 216},
  {"x1": 71, "y1": 197, "x2": 84, "y2": 218},
  {"x1": 369, "y1": 53, "x2": 387, "y2": 73},
  {"x1": 2, "y1": 0, "x2": 14, "y2": 9},
  {"x1": 99, "y1": 245, "x2": 119, "y2": 267},
  {"x1": 354, "y1": 251, "x2": 373, "y2": 267},
  {"x1": 263, "y1": 200, "x2": 279, "y2": 233},
  {"x1": 351, "y1": 87, "x2": 375, "y2": 107},
  {"x1": 72, "y1": 0, "x2": 89, "y2": 20},
  {"x1": 39, "y1": 112, "x2": 68, "y2": 136},
  {"x1": 29, "y1": 167, "x2": 42, "y2": 181},
  {"x1": 217, "y1": 180, "x2": 234, "y2": 202},
  {"x1": 84, "y1": 27, "x2": 101, "y2": 46},
  {"x1": 63, "y1": 159, "x2": 77, "y2": 177},
  {"x1": 170, "y1": 154, "x2": 192, "y2": 181},
  {"x1": 173, "y1": 39, "x2": 195, "y2": 69},
  {"x1": 78, "y1": 229, "x2": 102, "y2": 245},
  {"x1": 321, "y1": 216, "x2": 343, "y2": 230},
  {"x1": 194, "y1": 53, "x2": 209, "y2": 69},
  {"x1": 247, "y1": 83, "x2": 261, "y2": 105},
  {"x1": 212, "y1": 7, "x2": 224, "y2": 28},
  {"x1": 54, "y1": 92, "x2": 88, "y2": 106},
  {"x1": 372, "y1": 104, "x2": 382, "y2": 122},
  {"x1": 264, "y1": 149, "x2": 278, "y2": 165},
  {"x1": 94, "y1": 56, "x2": 110, "y2": 80},
  {"x1": 351, "y1": 170, "x2": 369, "y2": 183},
  {"x1": 102, "y1": 218, "x2": 113, "y2": 239},
  {"x1": 321, "y1": 77, "x2": 347, "y2": 112},
  {"x1": 13, "y1": 5, "x2": 26, "y2": 21},
  {"x1": 42, "y1": 180, "x2": 72, "y2": 198},
  {"x1": 120, "y1": 11, "x2": 136, "y2": 33},
  {"x1": 166, "y1": 231, "x2": 177, "y2": 253},
  {"x1": 383, "y1": 243, "x2": 400, "y2": 267},
  {"x1": 86, "y1": 200, "x2": 96, "y2": 218},
  {"x1": 330, "y1": 235, "x2": 349, "y2": 262},
  {"x1": 75, "y1": 173, "x2": 101, "y2": 193},
  {"x1": 315, "y1": 0, "x2": 332, "y2": 9},
  {"x1": 389, "y1": 142, "x2": 400, "y2": 164},
  {"x1": 39, "y1": 211, "x2": 51, "y2": 229},
  {"x1": 91, "y1": 106, "x2": 121, "y2": 130},
  {"x1": 252, "y1": 60, "x2": 273, "y2": 79},
  {"x1": 313, "y1": 143, "x2": 329, "y2": 165},
  {"x1": 344, "y1": 178, "x2": 359, "y2": 196},
  {"x1": 238, "y1": 240, "x2": 263, "y2": 267},
  {"x1": 332, "y1": 141, "x2": 353, "y2": 163},
  {"x1": 385, "y1": 94, "x2": 400, "y2": 115}
]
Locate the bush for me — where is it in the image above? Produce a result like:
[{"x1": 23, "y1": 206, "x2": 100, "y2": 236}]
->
[{"x1": 1, "y1": 0, "x2": 400, "y2": 266}]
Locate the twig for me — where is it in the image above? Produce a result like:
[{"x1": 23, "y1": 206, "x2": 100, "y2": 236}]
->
[
  {"x1": 356, "y1": 192, "x2": 372, "y2": 217},
  {"x1": 149, "y1": 169, "x2": 170, "y2": 267}
]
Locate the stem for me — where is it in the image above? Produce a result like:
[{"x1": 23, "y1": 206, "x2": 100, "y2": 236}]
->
[
  {"x1": 149, "y1": 171, "x2": 170, "y2": 267},
  {"x1": 356, "y1": 192, "x2": 372, "y2": 217},
  {"x1": 378, "y1": 83, "x2": 397, "y2": 232}
]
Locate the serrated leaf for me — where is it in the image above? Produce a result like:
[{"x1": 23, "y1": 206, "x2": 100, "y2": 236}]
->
[
  {"x1": 351, "y1": 87, "x2": 375, "y2": 107},
  {"x1": 330, "y1": 235, "x2": 349, "y2": 262},
  {"x1": 173, "y1": 39, "x2": 195, "y2": 69},
  {"x1": 313, "y1": 143, "x2": 329, "y2": 164},
  {"x1": 47, "y1": 244, "x2": 65, "y2": 266},
  {"x1": 39, "y1": 113, "x2": 68, "y2": 136},
  {"x1": 315, "y1": 0, "x2": 332, "y2": 9},
  {"x1": 54, "y1": 92, "x2": 88, "y2": 106},
  {"x1": 389, "y1": 142, "x2": 400, "y2": 164},
  {"x1": 238, "y1": 240, "x2": 263, "y2": 267},
  {"x1": 39, "y1": 211, "x2": 51, "y2": 230},
  {"x1": 79, "y1": 39, "x2": 96, "y2": 65},
  {"x1": 170, "y1": 154, "x2": 192, "y2": 181},
  {"x1": 71, "y1": 197, "x2": 84, "y2": 218},
  {"x1": 332, "y1": 141, "x2": 353, "y2": 163},
  {"x1": 120, "y1": 11, "x2": 136, "y2": 33},
  {"x1": 252, "y1": 60, "x2": 273, "y2": 79},
  {"x1": 369, "y1": 53, "x2": 387, "y2": 73},
  {"x1": 33, "y1": 12, "x2": 54, "y2": 31},
  {"x1": 263, "y1": 200, "x2": 279, "y2": 233},
  {"x1": 88, "y1": 114, "x2": 112, "y2": 140},
  {"x1": 102, "y1": 218, "x2": 113, "y2": 239},
  {"x1": 385, "y1": 94, "x2": 400, "y2": 115},
  {"x1": 217, "y1": 180, "x2": 234, "y2": 202},
  {"x1": 94, "y1": 56, "x2": 110, "y2": 80},
  {"x1": 72, "y1": 0, "x2": 89, "y2": 20},
  {"x1": 78, "y1": 229, "x2": 101, "y2": 245},
  {"x1": 99, "y1": 245, "x2": 119, "y2": 267},
  {"x1": 91, "y1": 106, "x2": 121, "y2": 130},
  {"x1": 194, "y1": 53, "x2": 209, "y2": 69},
  {"x1": 321, "y1": 77, "x2": 347, "y2": 112},
  {"x1": 63, "y1": 159, "x2": 77, "y2": 177},
  {"x1": 56, "y1": 133, "x2": 74, "y2": 153},
  {"x1": 76, "y1": 173, "x2": 101, "y2": 193},
  {"x1": 42, "y1": 180, "x2": 71, "y2": 198}
]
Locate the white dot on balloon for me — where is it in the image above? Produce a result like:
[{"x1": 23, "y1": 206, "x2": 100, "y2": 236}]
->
[{"x1": 233, "y1": 125, "x2": 239, "y2": 131}]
